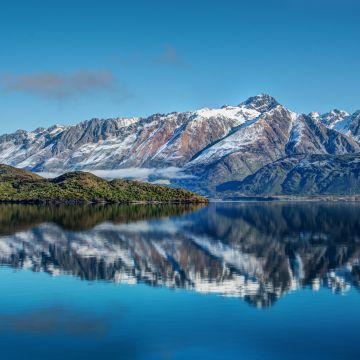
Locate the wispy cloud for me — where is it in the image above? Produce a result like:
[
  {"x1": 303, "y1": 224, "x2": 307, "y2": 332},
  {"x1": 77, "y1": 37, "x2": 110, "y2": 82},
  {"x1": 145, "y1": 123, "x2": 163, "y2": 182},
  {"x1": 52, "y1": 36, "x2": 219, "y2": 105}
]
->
[
  {"x1": 38, "y1": 167, "x2": 196, "y2": 182},
  {"x1": 153, "y1": 44, "x2": 190, "y2": 69},
  {"x1": 1, "y1": 70, "x2": 128, "y2": 100},
  {"x1": 89, "y1": 167, "x2": 196, "y2": 181}
]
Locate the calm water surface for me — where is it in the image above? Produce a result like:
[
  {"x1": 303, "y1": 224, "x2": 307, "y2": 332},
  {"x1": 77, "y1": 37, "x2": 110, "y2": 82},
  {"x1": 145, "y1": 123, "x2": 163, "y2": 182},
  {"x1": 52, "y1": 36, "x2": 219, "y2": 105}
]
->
[{"x1": 0, "y1": 202, "x2": 359, "y2": 359}]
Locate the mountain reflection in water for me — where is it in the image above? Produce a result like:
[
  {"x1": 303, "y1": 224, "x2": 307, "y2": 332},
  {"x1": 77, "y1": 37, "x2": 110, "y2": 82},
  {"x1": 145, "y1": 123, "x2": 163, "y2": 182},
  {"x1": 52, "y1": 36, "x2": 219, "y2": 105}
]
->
[{"x1": 0, "y1": 202, "x2": 359, "y2": 308}]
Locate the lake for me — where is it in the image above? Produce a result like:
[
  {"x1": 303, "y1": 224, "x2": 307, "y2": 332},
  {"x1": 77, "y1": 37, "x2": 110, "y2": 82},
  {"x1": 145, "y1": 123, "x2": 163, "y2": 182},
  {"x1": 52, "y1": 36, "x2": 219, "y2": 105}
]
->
[{"x1": 0, "y1": 202, "x2": 359, "y2": 359}]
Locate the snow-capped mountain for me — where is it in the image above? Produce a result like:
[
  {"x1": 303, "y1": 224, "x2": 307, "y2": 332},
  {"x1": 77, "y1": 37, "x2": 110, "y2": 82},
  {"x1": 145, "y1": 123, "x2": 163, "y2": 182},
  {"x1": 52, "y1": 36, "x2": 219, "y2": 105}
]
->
[
  {"x1": 310, "y1": 109, "x2": 360, "y2": 141},
  {"x1": 1, "y1": 94, "x2": 360, "y2": 195}
]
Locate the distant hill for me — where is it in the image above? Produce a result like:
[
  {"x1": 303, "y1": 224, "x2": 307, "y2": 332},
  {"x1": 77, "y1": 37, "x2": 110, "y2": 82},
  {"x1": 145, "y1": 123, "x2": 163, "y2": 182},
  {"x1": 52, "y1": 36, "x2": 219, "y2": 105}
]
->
[
  {"x1": 217, "y1": 154, "x2": 360, "y2": 197},
  {"x1": 0, "y1": 165, "x2": 207, "y2": 203}
]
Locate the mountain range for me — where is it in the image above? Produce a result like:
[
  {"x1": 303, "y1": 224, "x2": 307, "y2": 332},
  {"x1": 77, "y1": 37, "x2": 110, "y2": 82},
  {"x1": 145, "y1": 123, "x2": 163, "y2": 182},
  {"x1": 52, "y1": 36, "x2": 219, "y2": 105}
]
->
[{"x1": 1, "y1": 94, "x2": 360, "y2": 197}]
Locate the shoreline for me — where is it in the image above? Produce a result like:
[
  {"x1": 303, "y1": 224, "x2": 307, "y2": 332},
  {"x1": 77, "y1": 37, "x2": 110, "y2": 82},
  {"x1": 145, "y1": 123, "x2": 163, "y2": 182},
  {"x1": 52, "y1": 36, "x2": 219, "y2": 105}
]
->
[
  {"x1": 2, "y1": 196, "x2": 360, "y2": 204},
  {"x1": 213, "y1": 195, "x2": 360, "y2": 203},
  {"x1": 0, "y1": 199, "x2": 209, "y2": 205}
]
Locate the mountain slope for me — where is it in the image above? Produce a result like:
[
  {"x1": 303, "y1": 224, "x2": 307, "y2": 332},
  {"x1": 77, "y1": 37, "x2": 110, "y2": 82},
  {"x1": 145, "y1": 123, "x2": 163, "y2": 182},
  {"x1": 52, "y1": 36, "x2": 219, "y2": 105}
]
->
[
  {"x1": 217, "y1": 154, "x2": 360, "y2": 196},
  {"x1": 180, "y1": 106, "x2": 360, "y2": 194}
]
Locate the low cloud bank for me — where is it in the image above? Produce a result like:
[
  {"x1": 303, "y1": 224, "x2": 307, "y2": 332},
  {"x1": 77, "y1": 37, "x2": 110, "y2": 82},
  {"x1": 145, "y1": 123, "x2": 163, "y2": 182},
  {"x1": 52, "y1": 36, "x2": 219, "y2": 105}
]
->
[{"x1": 37, "y1": 167, "x2": 195, "y2": 183}]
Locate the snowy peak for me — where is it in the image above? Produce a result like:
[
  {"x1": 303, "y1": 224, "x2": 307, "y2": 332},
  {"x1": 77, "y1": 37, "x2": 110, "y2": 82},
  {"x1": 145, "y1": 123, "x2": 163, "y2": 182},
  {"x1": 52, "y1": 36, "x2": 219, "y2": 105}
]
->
[
  {"x1": 83, "y1": 117, "x2": 140, "y2": 128},
  {"x1": 319, "y1": 109, "x2": 349, "y2": 127},
  {"x1": 348, "y1": 111, "x2": 360, "y2": 140},
  {"x1": 192, "y1": 105, "x2": 259, "y2": 122},
  {"x1": 308, "y1": 112, "x2": 320, "y2": 121},
  {"x1": 240, "y1": 94, "x2": 279, "y2": 113},
  {"x1": 308, "y1": 109, "x2": 360, "y2": 141}
]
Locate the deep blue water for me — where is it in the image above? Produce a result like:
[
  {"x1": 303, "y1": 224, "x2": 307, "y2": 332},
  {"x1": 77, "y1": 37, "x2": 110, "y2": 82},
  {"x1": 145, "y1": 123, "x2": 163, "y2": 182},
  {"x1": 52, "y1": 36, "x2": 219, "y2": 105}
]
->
[{"x1": 0, "y1": 202, "x2": 359, "y2": 359}]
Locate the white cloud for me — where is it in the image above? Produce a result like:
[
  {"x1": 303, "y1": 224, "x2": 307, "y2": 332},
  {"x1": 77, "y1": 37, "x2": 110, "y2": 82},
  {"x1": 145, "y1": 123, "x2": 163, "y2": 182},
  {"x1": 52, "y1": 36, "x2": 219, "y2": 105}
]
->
[{"x1": 36, "y1": 167, "x2": 196, "y2": 182}]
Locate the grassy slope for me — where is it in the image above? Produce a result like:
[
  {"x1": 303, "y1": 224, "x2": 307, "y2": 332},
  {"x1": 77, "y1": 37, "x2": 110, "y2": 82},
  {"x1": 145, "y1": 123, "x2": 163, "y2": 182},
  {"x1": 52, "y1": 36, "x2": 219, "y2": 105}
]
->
[{"x1": 0, "y1": 165, "x2": 207, "y2": 203}]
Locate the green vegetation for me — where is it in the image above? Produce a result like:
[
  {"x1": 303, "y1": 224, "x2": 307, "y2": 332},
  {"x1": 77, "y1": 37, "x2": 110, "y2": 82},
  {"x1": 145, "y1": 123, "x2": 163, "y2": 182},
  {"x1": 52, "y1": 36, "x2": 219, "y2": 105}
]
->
[{"x1": 0, "y1": 165, "x2": 207, "y2": 204}]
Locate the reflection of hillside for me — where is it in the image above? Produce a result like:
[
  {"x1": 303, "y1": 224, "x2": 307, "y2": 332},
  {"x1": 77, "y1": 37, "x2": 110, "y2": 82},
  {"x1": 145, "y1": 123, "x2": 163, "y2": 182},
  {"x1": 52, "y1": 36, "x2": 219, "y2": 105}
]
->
[
  {"x1": 0, "y1": 203, "x2": 359, "y2": 308},
  {"x1": 0, "y1": 203, "x2": 204, "y2": 235}
]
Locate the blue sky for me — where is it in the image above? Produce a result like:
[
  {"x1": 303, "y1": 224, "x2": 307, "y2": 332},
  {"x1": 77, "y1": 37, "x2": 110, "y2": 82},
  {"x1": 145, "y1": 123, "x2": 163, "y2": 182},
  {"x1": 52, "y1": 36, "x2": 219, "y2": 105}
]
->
[{"x1": 0, "y1": 0, "x2": 359, "y2": 133}]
